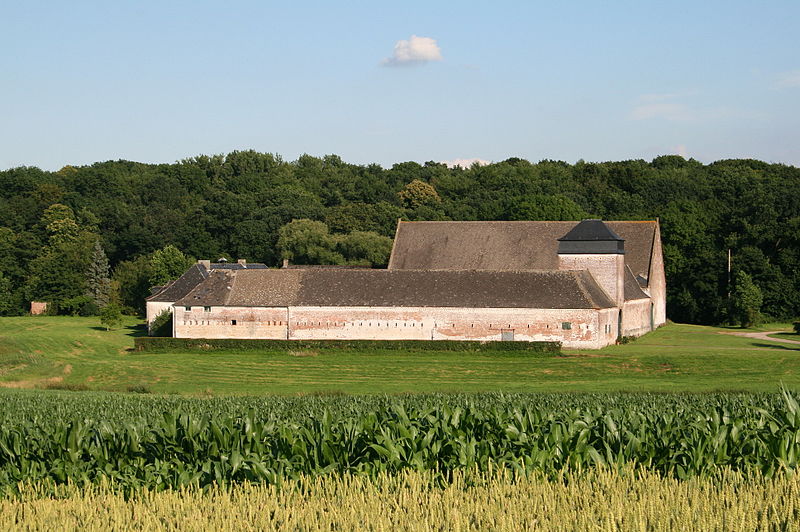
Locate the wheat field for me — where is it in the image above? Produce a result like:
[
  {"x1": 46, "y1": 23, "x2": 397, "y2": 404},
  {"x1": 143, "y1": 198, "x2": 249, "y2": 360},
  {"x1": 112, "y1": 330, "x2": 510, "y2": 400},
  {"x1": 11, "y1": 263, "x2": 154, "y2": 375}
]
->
[{"x1": 4, "y1": 468, "x2": 800, "y2": 531}]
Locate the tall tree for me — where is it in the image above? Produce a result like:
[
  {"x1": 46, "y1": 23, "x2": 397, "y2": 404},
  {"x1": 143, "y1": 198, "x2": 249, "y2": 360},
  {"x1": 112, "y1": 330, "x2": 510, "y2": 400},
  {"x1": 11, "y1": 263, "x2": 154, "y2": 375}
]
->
[
  {"x1": 337, "y1": 231, "x2": 393, "y2": 266},
  {"x1": 113, "y1": 255, "x2": 154, "y2": 315},
  {"x1": 86, "y1": 240, "x2": 111, "y2": 309},
  {"x1": 148, "y1": 245, "x2": 194, "y2": 287},
  {"x1": 731, "y1": 270, "x2": 763, "y2": 328},
  {"x1": 0, "y1": 273, "x2": 13, "y2": 315},
  {"x1": 397, "y1": 179, "x2": 441, "y2": 209},
  {"x1": 277, "y1": 219, "x2": 344, "y2": 265}
]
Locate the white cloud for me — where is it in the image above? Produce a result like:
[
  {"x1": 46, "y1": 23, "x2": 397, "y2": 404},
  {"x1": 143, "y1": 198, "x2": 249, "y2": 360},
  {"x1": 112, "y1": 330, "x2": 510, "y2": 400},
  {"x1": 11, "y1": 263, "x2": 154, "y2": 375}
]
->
[
  {"x1": 631, "y1": 94, "x2": 694, "y2": 121},
  {"x1": 776, "y1": 70, "x2": 800, "y2": 89},
  {"x1": 381, "y1": 35, "x2": 443, "y2": 67},
  {"x1": 441, "y1": 158, "x2": 490, "y2": 169},
  {"x1": 673, "y1": 145, "x2": 689, "y2": 158}
]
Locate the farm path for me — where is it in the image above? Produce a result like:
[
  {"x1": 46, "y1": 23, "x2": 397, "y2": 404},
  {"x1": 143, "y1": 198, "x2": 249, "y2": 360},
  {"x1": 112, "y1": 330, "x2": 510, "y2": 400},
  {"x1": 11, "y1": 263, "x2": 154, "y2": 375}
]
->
[{"x1": 722, "y1": 330, "x2": 800, "y2": 345}]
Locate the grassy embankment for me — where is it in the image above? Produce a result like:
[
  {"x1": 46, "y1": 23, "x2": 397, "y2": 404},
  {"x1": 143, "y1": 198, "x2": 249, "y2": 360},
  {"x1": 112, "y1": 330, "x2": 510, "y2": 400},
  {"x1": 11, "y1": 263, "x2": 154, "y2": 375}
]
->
[
  {"x1": 3, "y1": 469, "x2": 799, "y2": 530},
  {"x1": 0, "y1": 316, "x2": 797, "y2": 395}
]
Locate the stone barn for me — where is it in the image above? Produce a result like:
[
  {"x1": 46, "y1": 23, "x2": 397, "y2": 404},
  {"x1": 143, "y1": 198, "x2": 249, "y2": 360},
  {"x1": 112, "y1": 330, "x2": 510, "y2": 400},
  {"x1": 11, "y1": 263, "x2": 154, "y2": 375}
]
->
[{"x1": 161, "y1": 219, "x2": 666, "y2": 349}]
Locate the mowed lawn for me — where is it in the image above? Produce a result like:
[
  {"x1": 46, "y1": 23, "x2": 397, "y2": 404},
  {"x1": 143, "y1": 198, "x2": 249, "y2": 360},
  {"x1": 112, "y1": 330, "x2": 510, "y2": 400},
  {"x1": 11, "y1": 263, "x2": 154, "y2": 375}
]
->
[{"x1": 0, "y1": 316, "x2": 798, "y2": 395}]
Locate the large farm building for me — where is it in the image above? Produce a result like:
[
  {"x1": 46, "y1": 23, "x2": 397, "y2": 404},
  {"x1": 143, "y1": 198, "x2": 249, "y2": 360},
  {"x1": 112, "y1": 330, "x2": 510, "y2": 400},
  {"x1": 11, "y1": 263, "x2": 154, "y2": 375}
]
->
[{"x1": 147, "y1": 219, "x2": 666, "y2": 349}]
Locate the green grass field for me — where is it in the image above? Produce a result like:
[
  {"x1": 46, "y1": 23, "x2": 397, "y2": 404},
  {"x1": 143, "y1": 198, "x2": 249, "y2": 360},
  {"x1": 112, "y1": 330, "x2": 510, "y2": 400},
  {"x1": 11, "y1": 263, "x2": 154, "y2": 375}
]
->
[{"x1": 0, "y1": 316, "x2": 797, "y2": 395}]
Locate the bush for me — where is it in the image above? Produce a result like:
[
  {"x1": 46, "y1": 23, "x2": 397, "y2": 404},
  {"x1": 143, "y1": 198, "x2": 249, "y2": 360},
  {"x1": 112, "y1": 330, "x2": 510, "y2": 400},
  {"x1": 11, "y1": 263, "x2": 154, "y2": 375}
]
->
[
  {"x1": 44, "y1": 382, "x2": 89, "y2": 391},
  {"x1": 126, "y1": 384, "x2": 151, "y2": 394},
  {"x1": 134, "y1": 337, "x2": 561, "y2": 355},
  {"x1": 794, "y1": 322, "x2": 800, "y2": 334},
  {"x1": 59, "y1": 295, "x2": 94, "y2": 316},
  {"x1": 99, "y1": 304, "x2": 123, "y2": 330},
  {"x1": 149, "y1": 309, "x2": 173, "y2": 337},
  {"x1": 78, "y1": 300, "x2": 100, "y2": 316}
]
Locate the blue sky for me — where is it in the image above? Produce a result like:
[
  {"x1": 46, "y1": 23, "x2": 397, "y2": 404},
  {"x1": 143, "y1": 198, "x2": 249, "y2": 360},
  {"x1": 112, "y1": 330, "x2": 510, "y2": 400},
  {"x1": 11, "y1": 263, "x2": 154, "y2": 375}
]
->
[{"x1": 2, "y1": 1, "x2": 799, "y2": 170}]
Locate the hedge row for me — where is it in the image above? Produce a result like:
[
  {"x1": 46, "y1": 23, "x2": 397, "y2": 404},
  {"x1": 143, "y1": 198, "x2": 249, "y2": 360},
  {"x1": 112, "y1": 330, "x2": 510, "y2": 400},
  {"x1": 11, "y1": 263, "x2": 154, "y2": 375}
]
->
[{"x1": 133, "y1": 337, "x2": 561, "y2": 355}]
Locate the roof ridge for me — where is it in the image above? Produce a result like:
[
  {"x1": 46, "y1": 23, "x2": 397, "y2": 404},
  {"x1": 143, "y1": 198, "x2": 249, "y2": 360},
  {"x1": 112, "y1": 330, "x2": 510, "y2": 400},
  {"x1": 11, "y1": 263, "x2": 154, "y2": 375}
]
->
[
  {"x1": 398, "y1": 220, "x2": 656, "y2": 224},
  {"x1": 223, "y1": 270, "x2": 236, "y2": 306},
  {"x1": 572, "y1": 270, "x2": 595, "y2": 307}
]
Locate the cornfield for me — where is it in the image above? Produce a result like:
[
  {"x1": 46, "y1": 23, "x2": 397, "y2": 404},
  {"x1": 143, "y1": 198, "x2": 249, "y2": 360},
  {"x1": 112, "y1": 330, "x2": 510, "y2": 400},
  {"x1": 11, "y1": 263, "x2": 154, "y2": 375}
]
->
[
  {"x1": 3, "y1": 468, "x2": 800, "y2": 530},
  {"x1": 2, "y1": 389, "x2": 800, "y2": 492}
]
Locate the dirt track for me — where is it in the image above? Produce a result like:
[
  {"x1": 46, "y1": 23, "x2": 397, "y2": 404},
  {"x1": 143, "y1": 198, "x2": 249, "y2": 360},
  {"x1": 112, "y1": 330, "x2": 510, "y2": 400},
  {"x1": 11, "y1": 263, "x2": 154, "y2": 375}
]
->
[{"x1": 722, "y1": 330, "x2": 800, "y2": 345}]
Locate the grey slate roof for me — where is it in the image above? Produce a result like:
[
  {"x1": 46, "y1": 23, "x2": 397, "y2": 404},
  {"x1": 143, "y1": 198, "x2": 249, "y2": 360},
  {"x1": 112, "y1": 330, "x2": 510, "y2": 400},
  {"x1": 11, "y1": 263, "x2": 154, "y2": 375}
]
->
[
  {"x1": 624, "y1": 266, "x2": 649, "y2": 301},
  {"x1": 147, "y1": 264, "x2": 210, "y2": 302},
  {"x1": 388, "y1": 221, "x2": 657, "y2": 286},
  {"x1": 175, "y1": 268, "x2": 616, "y2": 310},
  {"x1": 147, "y1": 261, "x2": 268, "y2": 302},
  {"x1": 558, "y1": 219, "x2": 624, "y2": 242}
]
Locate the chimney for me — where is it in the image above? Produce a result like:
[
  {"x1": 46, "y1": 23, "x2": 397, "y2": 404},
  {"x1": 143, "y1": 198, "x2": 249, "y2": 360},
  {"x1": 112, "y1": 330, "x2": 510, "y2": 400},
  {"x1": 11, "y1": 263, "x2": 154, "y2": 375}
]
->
[
  {"x1": 282, "y1": 258, "x2": 290, "y2": 268},
  {"x1": 198, "y1": 259, "x2": 211, "y2": 269},
  {"x1": 557, "y1": 219, "x2": 625, "y2": 307},
  {"x1": 237, "y1": 259, "x2": 246, "y2": 265}
]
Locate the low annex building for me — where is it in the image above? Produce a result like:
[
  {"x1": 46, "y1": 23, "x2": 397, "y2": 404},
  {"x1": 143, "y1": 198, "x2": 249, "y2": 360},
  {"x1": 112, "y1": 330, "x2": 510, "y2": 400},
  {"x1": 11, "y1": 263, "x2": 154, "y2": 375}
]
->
[
  {"x1": 150, "y1": 219, "x2": 666, "y2": 349},
  {"x1": 145, "y1": 259, "x2": 267, "y2": 333}
]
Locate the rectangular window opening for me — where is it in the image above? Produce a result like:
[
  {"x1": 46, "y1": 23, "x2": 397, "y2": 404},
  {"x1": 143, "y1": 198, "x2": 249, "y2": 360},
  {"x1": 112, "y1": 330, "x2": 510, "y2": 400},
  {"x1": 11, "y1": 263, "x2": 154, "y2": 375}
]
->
[
  {"x1": 204, "y1": 306, "x2": 211, "y2": 312},
  {"x1": 562, "y1": 322, "x2": 572, "y2": 330},
  {"x1": 231, "y1": 320, "x2": 237, "y2": 325}
]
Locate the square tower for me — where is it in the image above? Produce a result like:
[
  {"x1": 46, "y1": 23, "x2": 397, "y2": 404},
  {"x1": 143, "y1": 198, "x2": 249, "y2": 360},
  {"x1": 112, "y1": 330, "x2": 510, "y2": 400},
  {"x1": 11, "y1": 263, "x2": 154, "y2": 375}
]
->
[{"x1": 557, "y1": 219, "x2": 625, "y2": 308}]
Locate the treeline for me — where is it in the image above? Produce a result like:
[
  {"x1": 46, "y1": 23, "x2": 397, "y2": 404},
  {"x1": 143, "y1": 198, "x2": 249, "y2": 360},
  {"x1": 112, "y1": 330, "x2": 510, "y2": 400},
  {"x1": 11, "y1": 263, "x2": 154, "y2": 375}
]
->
[{"x1": 0, "y1": 151, "x2": 798, "y2": 324}]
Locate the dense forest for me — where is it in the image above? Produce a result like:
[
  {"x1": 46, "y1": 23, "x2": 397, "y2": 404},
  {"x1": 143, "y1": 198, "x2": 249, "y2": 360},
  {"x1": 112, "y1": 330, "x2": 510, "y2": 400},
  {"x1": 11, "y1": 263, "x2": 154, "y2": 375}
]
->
[{"x1": 0, "y1": 151, "x2": 798, "y2": 325}]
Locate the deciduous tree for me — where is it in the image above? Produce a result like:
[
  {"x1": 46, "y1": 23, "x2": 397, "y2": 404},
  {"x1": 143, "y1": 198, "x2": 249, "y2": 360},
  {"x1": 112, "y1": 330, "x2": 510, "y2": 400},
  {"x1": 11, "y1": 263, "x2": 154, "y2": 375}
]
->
[{"x1": 732, "y1": 271, "x2": 763, "y2": 328}]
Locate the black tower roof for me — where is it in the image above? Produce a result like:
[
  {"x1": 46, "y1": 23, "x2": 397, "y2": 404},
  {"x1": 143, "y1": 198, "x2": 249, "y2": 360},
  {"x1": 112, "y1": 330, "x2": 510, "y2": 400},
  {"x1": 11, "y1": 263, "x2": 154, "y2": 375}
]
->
[{"x1": 558, "y1": 219, "x2": 625, "y2": 254}]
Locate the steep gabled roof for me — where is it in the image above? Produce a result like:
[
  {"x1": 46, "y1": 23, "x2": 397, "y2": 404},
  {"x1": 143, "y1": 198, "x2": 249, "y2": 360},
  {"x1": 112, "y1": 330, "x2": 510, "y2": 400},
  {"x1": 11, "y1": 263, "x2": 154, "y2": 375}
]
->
[
  {"x1": 146, "y1": 264, "x2": 210, "y2": 302},
  {"x1": 174, "y1": 268, "x2": 616, "y2": 310},
  {"x1": 388, "y1": 220, "x2": 657, "y2": 286}
]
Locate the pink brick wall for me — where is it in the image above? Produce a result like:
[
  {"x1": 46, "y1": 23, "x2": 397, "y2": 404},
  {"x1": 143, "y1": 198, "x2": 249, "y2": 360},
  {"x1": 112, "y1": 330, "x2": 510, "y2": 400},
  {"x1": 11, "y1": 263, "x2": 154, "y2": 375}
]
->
[
  {"x1": 174, "y1": 305, "x2": 621, "y2": 349},
  {"x1": 621, "y1": 298, "x2": 653, "y2": 337},
  {"x1": 30, "y1": 302, "x2": 48, "y2": 315},
  {"x1": 174, "y1": 306, "x2": 289, "y2": 340}
]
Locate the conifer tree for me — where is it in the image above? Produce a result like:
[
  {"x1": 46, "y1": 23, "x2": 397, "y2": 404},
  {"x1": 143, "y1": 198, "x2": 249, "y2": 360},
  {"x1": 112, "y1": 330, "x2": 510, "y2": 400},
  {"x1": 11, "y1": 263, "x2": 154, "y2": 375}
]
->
[{"x1": 86, "y1": 240, "x2": 111, "y2": 309}]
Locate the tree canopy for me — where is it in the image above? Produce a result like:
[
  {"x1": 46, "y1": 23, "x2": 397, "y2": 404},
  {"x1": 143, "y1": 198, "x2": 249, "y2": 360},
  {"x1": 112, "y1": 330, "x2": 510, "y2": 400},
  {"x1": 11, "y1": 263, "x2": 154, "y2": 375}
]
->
[{"x1": 0, "y1": 151, "x2": 798, "y2": 325}]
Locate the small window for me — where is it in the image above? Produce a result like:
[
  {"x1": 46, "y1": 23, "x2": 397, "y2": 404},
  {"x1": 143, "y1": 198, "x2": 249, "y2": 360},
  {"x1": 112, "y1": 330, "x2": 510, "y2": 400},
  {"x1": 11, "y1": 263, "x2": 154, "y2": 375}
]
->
[
  {"x1": 185, "y1": 306, "x2": 191, "y2": 311},
  {"x1": 231, "y1": 320, "x2": 237, "y2": 325},
  {"x1": 562, "y1": 322, "x2": 572, "y2": 330},
  {"x1": 204, "y1": 306, "x2": 211, "y2": 312}
]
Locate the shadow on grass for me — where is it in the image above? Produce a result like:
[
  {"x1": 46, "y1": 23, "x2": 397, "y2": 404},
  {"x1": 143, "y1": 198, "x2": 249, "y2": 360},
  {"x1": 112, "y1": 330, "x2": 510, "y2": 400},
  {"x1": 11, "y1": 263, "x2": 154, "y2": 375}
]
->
[
  {"x1": 124, "y1": 324, "x2": 147, "y2": 338},
  {"x1": 752, "y1": 342, "x2": 800, "y2": 352},
  {"x1": 88, "y1": 324, "x2": 147, "y2": 337}
]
